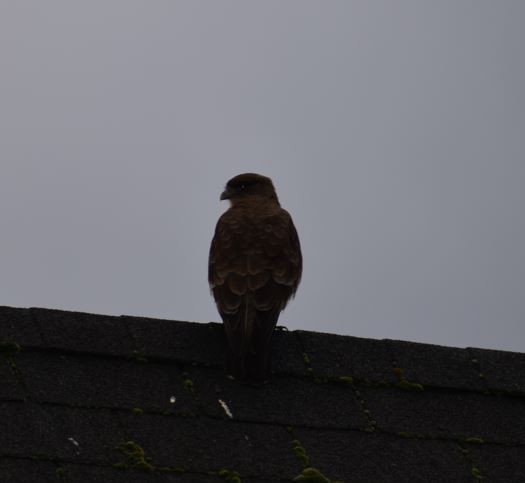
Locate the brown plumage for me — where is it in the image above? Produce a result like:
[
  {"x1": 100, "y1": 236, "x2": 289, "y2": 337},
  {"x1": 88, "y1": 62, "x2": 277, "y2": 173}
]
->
[{"x1": 208, "y1": 173, "x2": 302, "y2": 383}]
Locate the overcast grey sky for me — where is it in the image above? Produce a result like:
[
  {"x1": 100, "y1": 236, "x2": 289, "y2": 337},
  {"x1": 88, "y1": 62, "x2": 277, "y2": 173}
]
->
[{"x1": 1, "y1": 1, "x2": 524, "y2": 352}]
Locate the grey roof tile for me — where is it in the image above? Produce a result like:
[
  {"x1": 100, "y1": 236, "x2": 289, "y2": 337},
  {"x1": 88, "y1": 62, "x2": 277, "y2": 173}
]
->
[
  {"x1": 294, "y1": 428, "x2": 473, "y2": 483},
  {"x1": 64, "y1": 464, "x2": 225, "y2": 482},
  {"x1": 468, "y1": 443, "x2": 525, "y2": 482},
  {"x1": 123, "y1": 316, "x2": 226, "y2": 366},
  {"x1": 0, "y1": 306, "x2": 41, "y2": 347},
  {"x1": 0, "y1": 458, "x2": 59, "y2": 483},
  {"x1": 17, "y1": 351, "x2": 195, "y2": 413},
  {"x1": 32, "y1": 308, "x2": 134, "y2": 356},
  {"x1": 0, "y1": 357, "x2": 25, "y2": 401},
  {"x1": 269, "y1": 329, "x2": 308, "y2": 377},
  {"x1": 297, "y1": 330, "x2": 396, "y2": 382},
  {"x1": 1, "y1": 306, "x2": 523, "y2": 483},
  {"x1": 41, "y1": 405, "x2": 126, "y2": 464},
  {"x1": 386, "y1": 339, "x2": 486, "y2": 391},
  {"x1": 469, "y1": 346, "x2": 525, "y2": 394},
  {"x1": 361, "y1": 386, "x2": 525, "y2": 444},
  {"x1": 118, "y1": 413, "x2": 302, "y2": 480},
  {"x1": 186, "y1": 366, "x2": 367, "y2": 429}
]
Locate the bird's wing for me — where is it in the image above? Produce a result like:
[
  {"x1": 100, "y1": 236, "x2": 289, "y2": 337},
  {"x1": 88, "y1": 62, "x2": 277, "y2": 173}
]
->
[{"x1": 208, "y1": 208, "x2": 302, "y2": 380}]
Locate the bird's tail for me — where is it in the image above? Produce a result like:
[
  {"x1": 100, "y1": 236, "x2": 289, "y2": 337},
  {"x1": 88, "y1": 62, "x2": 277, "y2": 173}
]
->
[{"x1": 224, "y1": 296, "x2": 279, "y2": 384}]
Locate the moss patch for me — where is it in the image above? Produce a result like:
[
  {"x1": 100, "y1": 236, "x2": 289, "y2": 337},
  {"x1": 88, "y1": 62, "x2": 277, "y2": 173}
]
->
[
  {"x1": 465, "y1": 437, "x2": 484, "y2": 444},
  {"x1": 116, "y1": 441, "x2": 154, "y2": 471},
  {"x1": 0, "y1": 340, "x2": 21, "y2": 354},
  {"x1": 396, "y1": 379, "x2": 424, "y2": 392},
  {"x1": 55, "y1": 467, "x2": 66, "y2": 478},
  {"x1": 131, "y1": 350, "x2": 148, "y2": 363},
  {"x1": 293, "y1": 467, "x2": 332, "y2": 482},
  {"x1": 218, "y1": 468, "x2": 242, "y2": 482},
  {"x1": 291, "y1": 439, "x2": 310, "y2": 468}
]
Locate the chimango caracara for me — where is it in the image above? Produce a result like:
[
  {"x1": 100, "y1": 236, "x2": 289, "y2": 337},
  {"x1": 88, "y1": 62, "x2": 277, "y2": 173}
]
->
[{"x1": 209, "y1": 173, "x2": 302, "y2": 383}]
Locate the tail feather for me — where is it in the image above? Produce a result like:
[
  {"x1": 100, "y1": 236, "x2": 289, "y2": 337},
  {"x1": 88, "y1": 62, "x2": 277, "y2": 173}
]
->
[{"x1": 222, "y1": 296, "x2": 280, "y2": 383}]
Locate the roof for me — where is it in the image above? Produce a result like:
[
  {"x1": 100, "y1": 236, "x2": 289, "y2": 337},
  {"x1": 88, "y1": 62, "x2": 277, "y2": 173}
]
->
[{"x1": 1, "y1": 305, "x2": 524, "y2": 482}]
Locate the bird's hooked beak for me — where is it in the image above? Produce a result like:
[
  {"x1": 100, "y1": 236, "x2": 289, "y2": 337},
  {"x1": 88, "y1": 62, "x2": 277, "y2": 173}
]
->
[{"x1": 220, "y1": 187, "x2": 233, "y2": 201}]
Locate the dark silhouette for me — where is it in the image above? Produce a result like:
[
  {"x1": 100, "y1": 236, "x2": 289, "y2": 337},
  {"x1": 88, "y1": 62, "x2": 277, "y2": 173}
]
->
[{"x1": 209, "y1": 173, "x2": 302, "y2": 383}]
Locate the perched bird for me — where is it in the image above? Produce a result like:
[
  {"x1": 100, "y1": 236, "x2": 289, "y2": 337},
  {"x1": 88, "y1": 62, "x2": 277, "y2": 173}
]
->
[{"x1": 209, "y1": 173, "x2": 302, "y2": 383}]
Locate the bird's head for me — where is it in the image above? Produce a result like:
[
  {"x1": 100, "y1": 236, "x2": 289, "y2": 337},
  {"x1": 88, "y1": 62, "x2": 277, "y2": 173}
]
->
[{"x1": 220, "y1": 173, "x2": 279, "y2": 205}]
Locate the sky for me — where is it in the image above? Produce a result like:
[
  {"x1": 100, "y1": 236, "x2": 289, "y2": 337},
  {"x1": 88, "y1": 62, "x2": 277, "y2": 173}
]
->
[{"x1": 1, "y1": 1, "x2": 524, "y2": 352}]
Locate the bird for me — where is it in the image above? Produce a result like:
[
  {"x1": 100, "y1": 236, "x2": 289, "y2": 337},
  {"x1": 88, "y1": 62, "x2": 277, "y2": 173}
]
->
[{"x1": 208, "y1": 173, "x2": 302, "y2": 383}]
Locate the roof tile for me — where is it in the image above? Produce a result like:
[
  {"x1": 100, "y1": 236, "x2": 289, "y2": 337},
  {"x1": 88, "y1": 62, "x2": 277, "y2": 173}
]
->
[
  {"x1": 297, "y1": 330, "x2": 396, "y2": 382},
  {"x1": 469, "y1": 347, "x2": 525, "y2": 394},
  {"x1": 361, "y1": 386, "x2": 525, "y2": 444},
  {"x1": 186, "y1": 366, "x2": 367, "y2": 429},
  {"x1": 32, "y1": 308, "x2": 134, "y2": 356},
  {"x1": 123, "y1": 316, "x2": 225, "y2": 366},
  {"x1": 1, "y1": 306, "x2": 523, "y2": 482},
  {"x1": 118, "y1": 413, "x2": 302, "y2": 480},
  {"x1": 0, "y1": 306, "x2": 41, "y2": 347},
  {"x1": 0, "y1": 458, "x2": 59, "y2": 483},
  {"x1": 386, "y1": 339, "x2": 486, "y2": 391},
  {"x1": 294, "y1": 428, "x2": 472, "y2": 483},
  {"x1": 17, "y1": 351, "x2": 195, "y2": 414}
]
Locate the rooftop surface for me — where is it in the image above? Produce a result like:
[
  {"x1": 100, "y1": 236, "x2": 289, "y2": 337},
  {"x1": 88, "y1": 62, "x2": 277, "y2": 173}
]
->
[{"x1": 0, "y1": 305, "x2": 524, "y2": 482}]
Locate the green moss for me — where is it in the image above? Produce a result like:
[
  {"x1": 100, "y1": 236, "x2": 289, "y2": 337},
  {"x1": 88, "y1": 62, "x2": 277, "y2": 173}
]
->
[
  {"x1": 396, "y1": 379, "x2": 424, "y2": 392},
  {"x1": 314, "y1": 377, "x2": 330, "y2": 384},
  {"x1": 0, "y1": 341, "x2": 21, "y2": 354},
  {"x1": 157, "y1": 466, "x2": 186, "y2": 473},
  {"x1": 465, "y1": 437, "x2": 485, "y2": 444},
  {"x1": 472, "y1": 467, "x2": 483, "y2": 480},
  {"x1": 55, "y1": 467, "x2": 66, "y2": 478},
  {"x1": 112, "y1": 462, "x2": 128, "y2": 470},
  {"x1": 218, "y1": 468, "x2": 241, "y2": 482},
  {"x1": 337, "y1": 376, "x2": 353, "y2": 384},
  {"x1": 302, "y1": 353, "x2": 311, "y2": 365},
  {"x1": 397, "y1": 432, "x2": 413, "y2": 438},
  {"x1": 117, "y1": 441, "x2": 154, "y2": 471},
  {"x1": 183, "y1": 378, "x2": 194, "y2": 390},
  {"x1": 131, "y1": 350, "x2": 148, "y2": 363},
  {"x1": 132, "y1": 407, "x2": 144, "y2": 415},
  {"x1": 293, "y1": 467, "x2": 331, "y2": 482},
  {"x1": 291, "y1": 439, "x2": 310, "y2": 468}
]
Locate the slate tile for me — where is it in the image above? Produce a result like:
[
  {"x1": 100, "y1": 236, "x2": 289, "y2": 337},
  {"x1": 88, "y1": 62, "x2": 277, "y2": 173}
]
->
[
  {"x1": 32, "y1": 308, "x2": 134, "y2": 356},
  {"x1": 386, "y1": 339, "x2": 485, "y2": 391},
  {"x1": 469, "y1": 443, "x2": 525, "y2": 483},
  {"x1": 17, "y1": 351, "x2": 194, "y2": 414},
  {"x1": 270, "y1": 329, "x2": 308, "y2": 376},
  {"x1": 297, "y1": 330, "x2": 396, "y2": 382},
  {"x1": 0, "y1": 357, "x2": 25, "y2": 401},
  {"x1": 0, "y1": 457, "x2": 58, "y2": 483},
  {"x1": 469, "y1": 347, "x2": 525, "y2": 394},
  {"x1": 64, "y1": 463, "x2": 225, "y2": 483},
  {"x1": 295, "y1": 428, "x2": 472, "y2": 483},
  {"x1": 361, "y1": 386, "x2": 525, "y2": 444},
  {"x1": 0, "y1": 306, "x2": 41, "y2": 347},
  {"x1": 65, "y1": 464, "x2": 168, "y2": 483},
  {"x1": 0, "y1": 401, "x2": 58, "y2": 456},
  {"x1": 187, "y1": 366, "x2": 366, "y2": 429},
  {"x1": 41, "y1": 405, "x2": 126, "y2": 464},
  {"x1": 123, "y1": 317, "x2": 226, "y2": 366},
  {"x1": 119, "y1": 413, "x2": 301, "y2": 480}
]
